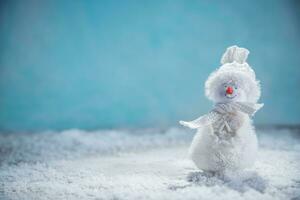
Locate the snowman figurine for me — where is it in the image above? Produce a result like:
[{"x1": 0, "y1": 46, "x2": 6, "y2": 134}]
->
[{"x1": 180, "y1": 46, "x2": 263, "y2": 173}]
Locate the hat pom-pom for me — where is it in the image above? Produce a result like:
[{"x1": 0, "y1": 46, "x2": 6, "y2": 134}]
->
[{"x1": 221, "y1": 45, "x2": 249, "y2": 65}]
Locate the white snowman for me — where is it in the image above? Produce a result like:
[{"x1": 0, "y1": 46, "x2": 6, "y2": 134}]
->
[{"x1": 180, "y1": 46, "x2": 263, "y2": 173}]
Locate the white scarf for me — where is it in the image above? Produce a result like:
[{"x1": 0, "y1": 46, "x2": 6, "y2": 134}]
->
[{"x1": 179, "y1": 102, "x2": 263, "y2": 130}]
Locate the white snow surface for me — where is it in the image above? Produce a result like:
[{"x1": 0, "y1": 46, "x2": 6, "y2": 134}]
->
[{"x1": 0, "y1": 127, "x2": 300, "y2": 200}]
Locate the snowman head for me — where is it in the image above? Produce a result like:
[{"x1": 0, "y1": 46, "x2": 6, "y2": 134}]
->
[{"x1": 205, "y1": 46, "x2": 261, "y2": 104}]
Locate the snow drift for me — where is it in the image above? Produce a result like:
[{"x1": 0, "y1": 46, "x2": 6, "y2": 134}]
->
[{"x1": 0, "y1": 128, "x2": 299, "y2": 200}]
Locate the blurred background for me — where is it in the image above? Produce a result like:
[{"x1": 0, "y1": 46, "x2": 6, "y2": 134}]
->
[{"x1": 0, "y1": 0, "x2": 299, "y2": 131}]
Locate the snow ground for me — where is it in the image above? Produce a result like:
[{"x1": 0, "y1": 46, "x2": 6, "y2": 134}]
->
[{"x1": 0, "y1": 128, "x2": 300, "y2": 200}]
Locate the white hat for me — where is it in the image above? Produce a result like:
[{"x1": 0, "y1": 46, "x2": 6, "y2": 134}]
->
[{"x1": 219, "y1": 45, "x2": 256, "y2": 81}]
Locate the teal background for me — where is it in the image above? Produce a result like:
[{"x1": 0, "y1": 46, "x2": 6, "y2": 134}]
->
[{"x1": 0, "y1": 0, "x2": 300, "y2": 131}]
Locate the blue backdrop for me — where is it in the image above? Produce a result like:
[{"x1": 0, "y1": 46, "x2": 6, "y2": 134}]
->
[{"x1": 0, "y1": 0, "x2": 300, "y2": 131}]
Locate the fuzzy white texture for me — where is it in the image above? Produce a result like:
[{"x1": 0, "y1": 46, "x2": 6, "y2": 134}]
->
[
  {"x1": 189, "y1": 114, "x2": 258, "y2": 172},
  {"x1": 181, "y1": 46, "x2": 262, "y2": 172},
  {"x1": 205, "y1": 46, "x2": 261, "y2": 103},
  {"x1": 1, "y1": 128, "x2": 300, "y2": 200}
]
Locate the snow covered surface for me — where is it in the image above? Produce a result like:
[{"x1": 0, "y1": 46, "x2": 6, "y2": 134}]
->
[{"x1": 0, "y1": 127, "x2": 300, "y2": 200}]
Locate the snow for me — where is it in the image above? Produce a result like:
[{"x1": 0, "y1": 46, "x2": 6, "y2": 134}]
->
[{"x1": 0, "y1": 128, "x2": 300, "y2": 200}]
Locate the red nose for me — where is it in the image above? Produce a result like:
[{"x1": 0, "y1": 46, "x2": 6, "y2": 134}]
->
[{"x1": 226, "y1": 87, "x2": 234, "y2": 94}]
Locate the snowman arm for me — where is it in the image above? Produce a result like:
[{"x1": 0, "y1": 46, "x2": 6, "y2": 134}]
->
[{"x1": 179, "y1": 111, "x2": 219, "y2": 129}]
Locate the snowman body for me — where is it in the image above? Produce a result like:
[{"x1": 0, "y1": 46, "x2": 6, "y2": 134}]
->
[{"x1": 188, "y1": 111, "x2": 258, "y2": 172}]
